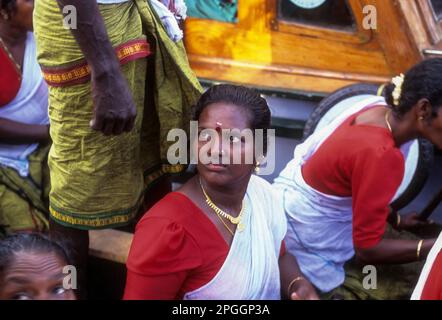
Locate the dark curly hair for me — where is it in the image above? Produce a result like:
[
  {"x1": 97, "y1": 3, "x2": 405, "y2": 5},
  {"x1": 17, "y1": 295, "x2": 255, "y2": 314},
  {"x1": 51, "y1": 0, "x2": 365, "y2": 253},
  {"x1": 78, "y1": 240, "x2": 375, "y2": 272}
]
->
[
  {"x1": 383, "y1": 58, "x2": 442, "y2": 118},
  {"x1": 0, "y1": 233, "x2": 73, "y2": 277},
  {"x1": 192, "y1": 84, "x2": 271, "y2": 154},
  {"x1": 0, "y1": 0, "x2": 16, "y2": 16}
]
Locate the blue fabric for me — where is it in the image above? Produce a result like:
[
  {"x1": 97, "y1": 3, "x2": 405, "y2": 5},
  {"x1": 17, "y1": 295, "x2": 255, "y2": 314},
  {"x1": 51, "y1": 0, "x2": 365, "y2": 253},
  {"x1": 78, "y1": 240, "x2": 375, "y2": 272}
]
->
[{"x1": 186, "y1": 0, "x2": 237, "y2": 23}]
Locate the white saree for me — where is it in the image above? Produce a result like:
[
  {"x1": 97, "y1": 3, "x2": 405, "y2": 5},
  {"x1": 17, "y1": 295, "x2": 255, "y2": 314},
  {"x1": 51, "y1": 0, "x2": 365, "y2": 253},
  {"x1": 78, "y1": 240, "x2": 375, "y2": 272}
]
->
[
  {"x1": 183, "y1": 175, "x2": 287, "y2": 300},
  {"x1": 0, "y1": 32, "x2": 49, "y2": 177},
  {"x1": 273, "y1": 96, "x2": 415, "y2": 292}
]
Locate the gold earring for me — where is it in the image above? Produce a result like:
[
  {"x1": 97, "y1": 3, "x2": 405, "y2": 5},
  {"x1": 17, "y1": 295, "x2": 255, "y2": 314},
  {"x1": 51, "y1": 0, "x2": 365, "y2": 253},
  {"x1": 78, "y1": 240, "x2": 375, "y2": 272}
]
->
[
  {"x1": 254, "y1": 162, "x2": 260, "y2": 174},
  {"x1": 1, "y1": 11, "x2": 9, "y2": 20}
]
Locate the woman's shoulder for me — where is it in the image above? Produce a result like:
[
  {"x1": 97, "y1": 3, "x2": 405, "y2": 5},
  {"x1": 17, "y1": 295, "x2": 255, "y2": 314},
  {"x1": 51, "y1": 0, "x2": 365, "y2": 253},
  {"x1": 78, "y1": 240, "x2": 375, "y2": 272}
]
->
[
  {"x1": 357, "y1": 140, "x2": 404, "y2": 164},
  {"x1": 132, "y1": 193, "x2": 203, "y2": 248},
  {"x1": 342, "y1": 122, "x2": 403, "y2": 162},
  {"x1": 128, "y1": 198, "x2": 204, "y2": 275},
  {"x1": 248, "y1": 174, "x2": 274, "y2": 191},
  {"x1": 136, "y1": 192, "x2": 200, "y2": 231},
  {"x1": 351, "y1": 140, "x2": 405, "y2": 182}
]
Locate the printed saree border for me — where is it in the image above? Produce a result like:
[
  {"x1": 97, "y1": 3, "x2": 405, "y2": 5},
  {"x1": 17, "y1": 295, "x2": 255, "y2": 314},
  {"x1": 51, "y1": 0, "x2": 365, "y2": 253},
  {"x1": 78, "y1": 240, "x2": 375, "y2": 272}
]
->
[
  {"x1": 41, "y1": 39, "x2": 152, "y2": 87},
  {"x1": 49, "y1": 196, "x2": 142, "y2": 230}
]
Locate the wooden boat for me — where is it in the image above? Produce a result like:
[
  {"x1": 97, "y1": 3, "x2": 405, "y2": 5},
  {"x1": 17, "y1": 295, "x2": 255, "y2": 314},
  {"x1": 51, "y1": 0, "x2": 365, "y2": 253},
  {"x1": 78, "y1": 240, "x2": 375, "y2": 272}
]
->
[{"x1": 184, "y1": 0, "x2": 442, "y2": 94}]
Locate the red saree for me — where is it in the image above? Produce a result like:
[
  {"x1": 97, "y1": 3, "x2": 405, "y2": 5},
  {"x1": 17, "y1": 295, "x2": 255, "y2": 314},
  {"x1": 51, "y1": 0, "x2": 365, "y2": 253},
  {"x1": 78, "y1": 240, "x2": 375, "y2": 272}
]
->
[{"x1": 0, "y1": 46, "x2": 21, "y2": 107}]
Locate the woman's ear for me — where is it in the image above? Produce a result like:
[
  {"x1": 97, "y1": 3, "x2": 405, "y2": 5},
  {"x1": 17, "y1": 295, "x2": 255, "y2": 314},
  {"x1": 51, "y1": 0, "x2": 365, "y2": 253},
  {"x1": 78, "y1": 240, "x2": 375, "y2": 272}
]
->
[{"x1": 416, "y1": 98, "x2": 433, "y2": 123}]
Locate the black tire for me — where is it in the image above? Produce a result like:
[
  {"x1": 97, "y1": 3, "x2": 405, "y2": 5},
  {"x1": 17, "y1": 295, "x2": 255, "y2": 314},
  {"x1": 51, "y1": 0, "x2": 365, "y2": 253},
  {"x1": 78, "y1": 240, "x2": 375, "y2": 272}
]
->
[
  {"x1": 302, "y1": 83, "x2": 434, "y2": 211},
  {"x1": 303, "y1": 83, "x2": 380, "y2": 139}
]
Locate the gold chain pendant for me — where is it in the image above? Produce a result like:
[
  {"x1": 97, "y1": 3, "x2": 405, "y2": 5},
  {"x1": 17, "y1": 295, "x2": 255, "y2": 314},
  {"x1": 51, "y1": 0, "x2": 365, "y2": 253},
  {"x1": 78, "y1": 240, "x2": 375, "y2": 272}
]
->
[
  {"x1": 0, "y1": 36, "x2": 21, "y2": 74},
  {"x1": 200, "y1": 178, "x2": 246, "y2": 232}
]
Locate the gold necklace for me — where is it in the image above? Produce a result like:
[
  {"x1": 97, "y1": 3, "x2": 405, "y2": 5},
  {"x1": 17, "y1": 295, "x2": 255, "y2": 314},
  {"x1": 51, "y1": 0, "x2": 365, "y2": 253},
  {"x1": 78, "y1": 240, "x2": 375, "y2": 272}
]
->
[
  {"x1": 0, "y1": 36, "x2": 21, "y2": 75},
  {"x1": 213, "y1": 209, "x2": 234, "y2": 236},
  {"x1": 199, "y1": 178, "x2": 245, "y2": 233},
  {"x1": 385, "y1": 109, "x2": 393, "y2": 133}
]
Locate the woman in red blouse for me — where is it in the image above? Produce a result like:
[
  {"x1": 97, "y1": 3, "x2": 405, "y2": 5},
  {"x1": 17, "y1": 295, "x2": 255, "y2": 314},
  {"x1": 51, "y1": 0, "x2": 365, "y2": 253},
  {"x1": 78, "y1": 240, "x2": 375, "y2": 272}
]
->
[
  {"x1": 124, "y1": 85, "x2": 319, "y2": 300},
  {"x1": 0, "y1": 0, "x2": 51, "y2": 235},
  {"x1": 274, "y1": 58, "x2": 442, "y2": 299}
]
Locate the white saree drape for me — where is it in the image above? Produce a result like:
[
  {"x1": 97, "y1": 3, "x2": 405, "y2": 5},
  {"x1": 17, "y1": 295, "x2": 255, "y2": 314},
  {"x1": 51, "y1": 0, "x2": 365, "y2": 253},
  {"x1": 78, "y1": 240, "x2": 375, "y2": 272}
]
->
[
  {"x1": 273, "y1": 96, "x2": 399, "y2": 292},
  {"x1": 183, "y1": 175, "x2": 287, "y2": 300},
  {"x1": 411, "y1": 232, "x2": 442, "y2": 300},
  {"x1": 0, "y1": 32, "x2": 49, "y2": 177}
]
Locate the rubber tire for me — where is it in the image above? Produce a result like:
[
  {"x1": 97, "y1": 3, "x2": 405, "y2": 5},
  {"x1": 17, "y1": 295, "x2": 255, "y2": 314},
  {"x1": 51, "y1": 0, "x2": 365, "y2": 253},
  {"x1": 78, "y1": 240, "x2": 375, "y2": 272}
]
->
[{"x1": 302, "y1": 83, "x2": 434, "y2": 211}]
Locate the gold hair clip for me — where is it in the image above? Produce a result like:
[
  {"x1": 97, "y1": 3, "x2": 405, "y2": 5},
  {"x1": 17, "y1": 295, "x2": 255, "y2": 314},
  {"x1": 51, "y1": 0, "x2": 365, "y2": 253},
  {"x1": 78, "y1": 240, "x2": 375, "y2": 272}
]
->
[{"x1": 391, "y1": 73, "x2": 405, "y2": 106}]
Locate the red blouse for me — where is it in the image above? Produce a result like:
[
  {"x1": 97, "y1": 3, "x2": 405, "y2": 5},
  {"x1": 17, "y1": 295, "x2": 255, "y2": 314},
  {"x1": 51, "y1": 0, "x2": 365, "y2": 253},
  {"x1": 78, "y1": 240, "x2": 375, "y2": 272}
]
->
[
  {"x1": 0, "y1": 46, "x2": 21, "y2": 107},
  {"x1": 421, "y1": 250, "x2": 442, "y2": 300},
  {"x1": 124, "y1": 192, "x2": 284, "y2": 300},
  {"x1": 302, "y1": 108, "x2": 405, "y2": 249}
]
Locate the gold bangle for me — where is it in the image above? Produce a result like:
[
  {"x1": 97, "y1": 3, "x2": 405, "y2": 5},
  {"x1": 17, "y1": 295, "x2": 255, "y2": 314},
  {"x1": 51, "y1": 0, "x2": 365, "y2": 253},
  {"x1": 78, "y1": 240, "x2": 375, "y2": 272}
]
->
[
  {"x1": 396, "y1": 213, "x2": 401, "y2": 228},
  {"x1": 287, "y1": 276, "x2": 305, "y2": 298},
  {"x1": 417, "y1": 240, "x2": 424, "y2": 260}
]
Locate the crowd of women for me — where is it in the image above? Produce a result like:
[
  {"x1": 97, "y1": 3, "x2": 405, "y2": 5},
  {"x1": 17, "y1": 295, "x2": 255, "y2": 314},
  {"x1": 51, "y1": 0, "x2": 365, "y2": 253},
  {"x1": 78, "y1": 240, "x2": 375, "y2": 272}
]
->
[{"x1": 1, "y1": 0, "x2": 442, "y2": 300}]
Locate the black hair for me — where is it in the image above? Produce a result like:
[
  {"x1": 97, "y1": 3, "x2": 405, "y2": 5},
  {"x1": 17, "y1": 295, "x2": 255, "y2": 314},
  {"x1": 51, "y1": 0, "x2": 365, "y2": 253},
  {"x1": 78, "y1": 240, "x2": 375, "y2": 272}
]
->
[
  {"x1": 0, "y1": 0, "x2": 16, "y2": 16},
  {"x1": 0, "y1": 233, "x2": 72, "y2": 277},
  {"x1": 192, "y1": 84, "x2": 271, "y2": 154},
  {"x1": 383, "y1": 58, "x2": 442, "y2": 118}
]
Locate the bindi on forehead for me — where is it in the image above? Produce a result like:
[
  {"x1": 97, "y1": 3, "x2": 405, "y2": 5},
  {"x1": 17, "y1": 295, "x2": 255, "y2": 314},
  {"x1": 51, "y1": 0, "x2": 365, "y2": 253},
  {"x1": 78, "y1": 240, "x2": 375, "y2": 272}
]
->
[
  {"x1": 200, "y1": 105, "x2": 251, "y2": 130},
  {"x1": 215, "y1": 122, "x2": 223, "y2": 131}
]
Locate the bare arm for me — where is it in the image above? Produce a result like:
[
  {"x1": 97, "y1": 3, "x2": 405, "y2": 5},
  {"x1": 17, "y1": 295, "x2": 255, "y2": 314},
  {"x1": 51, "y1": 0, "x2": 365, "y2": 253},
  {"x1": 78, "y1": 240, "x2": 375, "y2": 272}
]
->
[
  {"x1": 55, "y1": 0, "x2": 136, "y2": 135},
  {"x1": 279, "y1": 249, "x2": 319, "y2": 300},
  {"x1": 355, "y1": 238, "x2": 436, "y2": 265},
  {"x1": 0, "y1": 118, "x2": 49, "y2": 144}
]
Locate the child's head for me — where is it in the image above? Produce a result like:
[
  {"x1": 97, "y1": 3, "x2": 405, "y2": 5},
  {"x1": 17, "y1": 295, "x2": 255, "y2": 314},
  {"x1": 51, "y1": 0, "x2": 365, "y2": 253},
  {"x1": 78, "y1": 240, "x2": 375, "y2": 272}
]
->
[{"x1": 0, "y1": 233, "x2": 76, "y2": 300}]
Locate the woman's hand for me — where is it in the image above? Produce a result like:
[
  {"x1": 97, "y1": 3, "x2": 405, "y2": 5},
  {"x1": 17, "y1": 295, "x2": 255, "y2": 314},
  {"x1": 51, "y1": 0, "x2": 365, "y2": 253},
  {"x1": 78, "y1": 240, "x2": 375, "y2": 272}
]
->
[
  {"x1": 290, "y1": 278, "x2": 320, "y2": 300},
  {"x1": 279, "y1": 245, "x2": 320, "y2": 300},
  {"x1": 398, "y1": 212, "x2": 434, "y2": 231}
]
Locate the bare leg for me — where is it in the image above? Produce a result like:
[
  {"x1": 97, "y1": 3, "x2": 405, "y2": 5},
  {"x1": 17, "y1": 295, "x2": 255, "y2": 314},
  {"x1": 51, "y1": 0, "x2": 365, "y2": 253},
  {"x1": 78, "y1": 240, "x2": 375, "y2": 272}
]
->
[
  {"x1": 143, "y1": 175, "x2": 172, "y2": 212},
  {"x1": 49, "y1": 219, "x2": 89, "y2": 299}
]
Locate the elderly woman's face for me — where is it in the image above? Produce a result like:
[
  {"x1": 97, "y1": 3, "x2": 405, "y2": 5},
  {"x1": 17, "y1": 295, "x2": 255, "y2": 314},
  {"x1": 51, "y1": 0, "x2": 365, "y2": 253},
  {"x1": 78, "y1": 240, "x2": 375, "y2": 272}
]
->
[
  {"x1": 2, "y1": 0, "x2": 34, "y2": 31},
  {"x1": 195, "y1": 102, "x2": 256, "y2": 187},
  {"x1": 0, "y1": 251, "x2": 76, "y2": 300}
]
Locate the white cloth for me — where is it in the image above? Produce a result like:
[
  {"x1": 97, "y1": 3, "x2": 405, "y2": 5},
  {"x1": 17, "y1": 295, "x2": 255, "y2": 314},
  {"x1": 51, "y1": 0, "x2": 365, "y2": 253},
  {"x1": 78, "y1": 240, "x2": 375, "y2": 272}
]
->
[
  {"x1": 149, "y1": 0, "x2": 185, "y2": 42},
  {"x1": 159, "y1": 0, "x2": 187, "y2": 19},
  {"x1": 411, "y1": 232, "x2": 442, "y2": 300},
  {"x1": 96, "y1": 0, "x2": 185, "y2": 42},
  {"x1": 273, "y1": 96, "x2": 389, "y2": 292},
  {"x1": 0, "y1": 32, "x2": 49, "y2": 177},
  {"x1": 183, "y1": 175, "x2": 287, "y2": 300}
]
